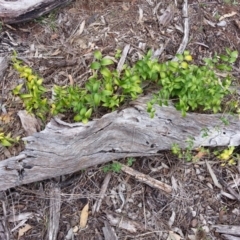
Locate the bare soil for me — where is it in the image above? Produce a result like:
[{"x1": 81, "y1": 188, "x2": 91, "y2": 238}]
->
[{"x1": 0, "y1": 0, "x2": 240, "y2": 239}]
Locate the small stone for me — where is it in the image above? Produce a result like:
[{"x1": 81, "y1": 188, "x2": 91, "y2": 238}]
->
[{"x1": 217, "y1": 20, "x2": 227, "y2": 27}]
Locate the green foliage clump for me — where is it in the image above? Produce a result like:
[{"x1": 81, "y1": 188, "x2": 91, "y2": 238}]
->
[
  {"x1": 171, "y1": 137, "x2": 195, "y2": 162},
  {"x1": 12, "y1": 48, "x2": 238, "y2": 124},
  {"x1": 136, "y1": 49, "x2": 238, "y2": 116},
  {"x1": 12, "y1": 55, "x2": 49, "y2": 121},
  {"x1": 0, "y1": 132, "x2": 19, "y2": 147},
  {"x1": 53, "y1": 50, "x2": 143, "y2": 123},
  {"x1": 102, "y1": 162, "x2": 122, "y2": 173}
]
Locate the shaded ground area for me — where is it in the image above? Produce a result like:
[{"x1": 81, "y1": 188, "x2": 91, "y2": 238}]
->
[{"x1": 0, "y1": 0, "x2": 240, "y2": 239}]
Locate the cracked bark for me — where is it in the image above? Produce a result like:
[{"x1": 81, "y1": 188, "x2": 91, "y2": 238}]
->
[
  {"x1": 1, "y1": 96, "x2": 240, "y2": 191},
  {"x1": 0, "y1": 0, "x2": 72, "y2": 24}
]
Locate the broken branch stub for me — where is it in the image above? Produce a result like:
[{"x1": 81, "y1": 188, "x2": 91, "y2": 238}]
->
[{"x1": 1, "y1": 98, "x2": 240, "y2": 191}]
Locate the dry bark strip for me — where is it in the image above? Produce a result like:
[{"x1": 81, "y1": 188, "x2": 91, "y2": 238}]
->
[
  {"x1": 213, "y1": 225, "x2": 240, "y2": 238},
  {"x1": 47, "y1": 184, "x2": 61, "y2": 240},
  {"x1": 1, "y1": 97, "x2": 240, "y2": 191},
  {"x1": 0, "y1": 0, "x2": 72, "y2": 24}
]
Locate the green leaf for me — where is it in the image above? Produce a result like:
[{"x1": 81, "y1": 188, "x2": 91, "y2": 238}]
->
[
  {"x1": 102, "y1": 90, "x2": 113, "y2": 96},
  {"x1": 152, "y1": 63, "x2": 161, "y2": 72},
  {"x1": 94, "y1": 50, "x2": 102, "y2": 60},
  {"x1": 85, "y1": 108, "x2": 92, "y2": 118},
  {"x1": 225, "y1": 48, "x2": 231, "y2": 55},
  {"x1": 82, "y1": 118, "x2": 89, "y2": 124},
  {"x1": 220, "y1": 55, "x2": 229, "y2": 62},
  {"x1": 13, "y1": 84, "x2": 23, "y2": 95},
  {"x1": 100, "y1": 67, "x2": 112, "y2": 78},
  {"x1": 93, "y1": 93, "x2": 101, "y2": 106},
  {"x1": 169, "y1": 61, "x2": 179, "y2": 69},
  {"x1": 146, "y1": 50, "x2": 152, "y2": 58},
  {"x1": 229, "y1": 58, "x2": 237, "y2": 64},
  {"x1": 230, "y1": 50, "x2": 238, "y2": 59},
  {"x1": 100, "y1": 57, "x2": 114, "y2": 66},
  {"x1": 74, "y1": 114, "x2": 82, "y2": 122},
  {"x1": 90, "y1": 62, "x2": 101, "y2": 70},
  {"x1": 216, "y1": 64, "x2": 227, "y2": 70},
  {"x1": 20, "y1": 93, "x2": 33, "y2": 99},
  {"x1": 176, "y1": 54, "x2": 184, "y2": 61},
  {"x1": 92, "y1": 82, "x2": 100, "y2": 92},
  {"x1": 80, "y1": 107, "x2": 87, "y2": 116},
  {"x1": 1, "y1": 139, "x2": 12, "y2": 147}
]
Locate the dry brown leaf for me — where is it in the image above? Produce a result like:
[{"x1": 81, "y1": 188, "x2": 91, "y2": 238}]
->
[
  {"x1": 79, "y1": 202, "x2": 89, "y2": 229},
  {"x1": 122, "y1": 3, "x2": 130, "y2": 11},
  {"x1": 192, "y1": 150, "x2": 207, "y2": 161},
  {"x1": 0, "y1": 111, "x2": 14, "y2": 124},
  {"x1": 219, "y1": 11, "x2": 237, "y2": 21},
  {"x1": 51, "y1": 34, "x2": 59, "y2": 40},
  {"x1": 18, "y1": 224, "x2": 32, "y2": 239}
]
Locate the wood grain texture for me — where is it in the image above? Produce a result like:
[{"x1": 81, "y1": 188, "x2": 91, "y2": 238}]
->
[
  {"x1": 1, "y1": 98, "x2": 240, "y2": 191},
  {"x1": 0, "y1": 0, "x2": 72, "y2": 23}
]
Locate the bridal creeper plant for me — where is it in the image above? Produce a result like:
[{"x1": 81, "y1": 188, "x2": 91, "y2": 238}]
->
[
  {"x1": 12, "y1": 53, "x2": 49, "y2": 120},
  {"x1": 12, "y1": 49, "x2": 238, "y2": 124},
  {"x1": 52, "y1": 50, "x2": 142, "y2": 122},
  {"x1": 137, "y1": 49, "x2": 239, "y2": 116}
]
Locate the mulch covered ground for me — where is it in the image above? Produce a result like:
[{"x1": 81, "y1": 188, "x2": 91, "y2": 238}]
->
[{"x1": 0, "y1": 0, "x2": 240, "y2": 239}]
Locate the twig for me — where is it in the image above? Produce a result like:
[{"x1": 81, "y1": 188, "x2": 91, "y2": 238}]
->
[
  {"x1": 118, "y1": 162, "x2": 172, "y2": 193},
  {"x1": 92, "y1": 173, "x2": 112, "y2": 214},
  {"x1": 205, "y1": 160, "x2": 222, "y2": 189},
  {"x1": 173, "y1": 0, "x2": 189, "y2": 60},
  {"x1": 0, "y1": 198, "x2": 10, "y2": 240},
  {"x1": 219, "y1": 179, "x2": 240, "y2": 202},
  {"x1": 117, "y1": 44, "x2": 130, "y2": 74},
  {"x1": 48, "y1": 184, "x2": 61, "y2": 240}
]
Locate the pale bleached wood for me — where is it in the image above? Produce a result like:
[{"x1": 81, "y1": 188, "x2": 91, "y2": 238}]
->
[
  {"x1": 48, "y1": 184, "x2": 61, "y2": 240},
  {"x1": 1, "y1": 99, "x2": 240, "y2": 191},
  {"x1": 92, "y1": 173, "x2": 112, "y2": 214},
  {"x1": 0, "y1": 57, "x2": 9, "y2": 81},
  {"x1": 0, "y1": 0, "x2": 72, "y2": 24},
  {"x1": 119, "y1": 162, "x2": 172, "y2": 193},
  {"x1": 214, "y1": 225, "x2": 240, "y2": 236},
  {"x1": 222, "y1": 235, "x2": 240, "y2": 240}
]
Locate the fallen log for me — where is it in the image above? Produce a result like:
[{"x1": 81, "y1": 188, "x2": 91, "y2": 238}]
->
[
  {"x1": 1, "y1": 96, "x2": 240, "y2": 191},
  {"x1": 0, "y1": 0, "x2": 72, "y2": 24}
]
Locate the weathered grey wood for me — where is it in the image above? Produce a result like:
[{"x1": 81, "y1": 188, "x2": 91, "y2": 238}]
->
[
  {"x1": 48, "y1": 184, "x2": 61, "y2": 240},
  {"x1": 0, "y1": 98, "x2": 240, "y2": 191},
  {"x1": 222, "y1": 235, "x2": 240, "y2": 240},
  {"x1": 0, "y1": 0, "x2": 72, "y2": 24},
  {"x1": 214, "y1": 225, "x2": 240, "y2": 237},
  {"x1": 0, "y1": 57, "x2": 9, "y2": 81}
]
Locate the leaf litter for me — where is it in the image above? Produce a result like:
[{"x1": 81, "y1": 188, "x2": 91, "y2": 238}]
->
[{"x1": 0, "y1": 0, "x2": 240, "y2": 239}]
